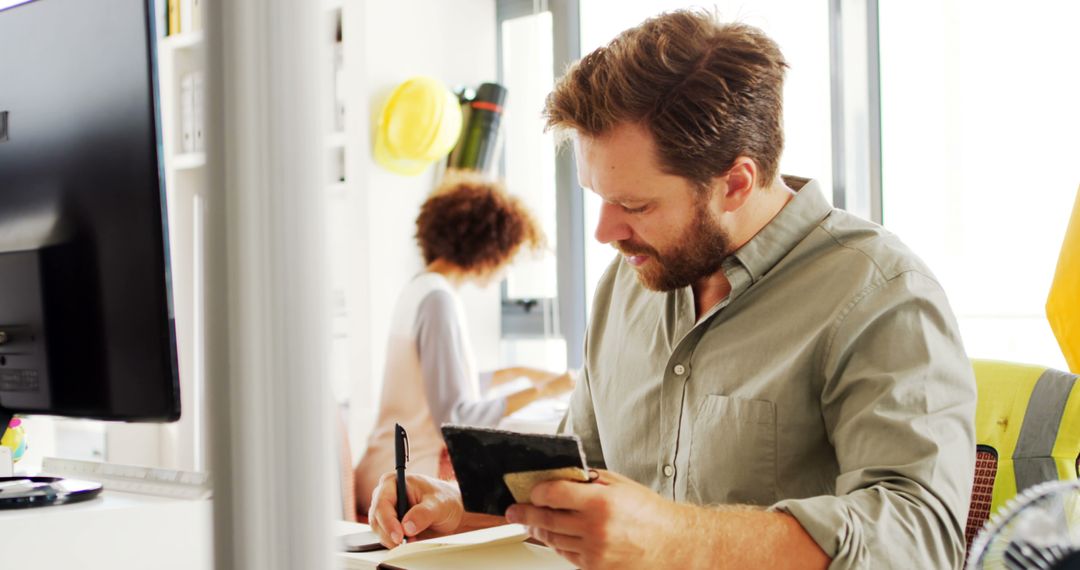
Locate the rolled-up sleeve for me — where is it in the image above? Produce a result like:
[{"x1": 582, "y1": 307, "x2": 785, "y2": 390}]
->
[{"x1": 773, "y1": 271, "x2": 977, "y2": 569}]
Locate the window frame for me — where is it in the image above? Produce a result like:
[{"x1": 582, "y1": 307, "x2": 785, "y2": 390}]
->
[{"x1": 496, "y1": 0, "x2": 586, "y2": 369}]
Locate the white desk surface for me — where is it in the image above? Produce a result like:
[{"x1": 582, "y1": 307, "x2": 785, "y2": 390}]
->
[
  {"x1": 0, "y1": 393, "x2": 567, "y2": 570},
  {"x1": 0, "y1": 489, "x2": 213, "y2": 569},
  {"x1": 2, "y1": 494, "x2": 564, "y2": 569}
]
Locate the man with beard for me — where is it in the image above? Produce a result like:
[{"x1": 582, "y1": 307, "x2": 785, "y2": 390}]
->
[{"x1": 368, "y1": 9, "x2": 977, "y2": 570}]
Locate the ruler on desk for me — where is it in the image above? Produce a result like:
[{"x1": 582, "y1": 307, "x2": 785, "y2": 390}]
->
[{"x1": 42, "y1": 457, "x2": 212, "y2": 500}]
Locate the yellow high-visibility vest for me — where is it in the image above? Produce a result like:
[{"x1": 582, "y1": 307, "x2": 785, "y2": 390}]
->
[{"x1": 973, "y1": 360, "x2": 1080, "y2": 514}]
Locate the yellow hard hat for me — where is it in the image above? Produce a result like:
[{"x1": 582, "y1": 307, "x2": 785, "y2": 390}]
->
[{"x1": 374, "y1": 77, "x2": 463, "y2": 176}]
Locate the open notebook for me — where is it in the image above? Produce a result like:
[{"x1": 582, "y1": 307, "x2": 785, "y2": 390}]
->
[{"x1": 337, "y1": 522, "x2": 575, "y2": 570}]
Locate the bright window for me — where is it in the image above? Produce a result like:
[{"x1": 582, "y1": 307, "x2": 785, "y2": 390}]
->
[
  {"x1": 879, "y1": 0, "x2": 1080, "y2": 369},
  {"x1": 502, "y1": 11, "x2": 560, "y2": 302},
  {"x1": 499, "y1": 8, "x2": 568, "y2": 371}
]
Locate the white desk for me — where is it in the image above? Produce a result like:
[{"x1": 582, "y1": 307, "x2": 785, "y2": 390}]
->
[{"x1": 0, "y1": 490, "x2": 213, "y2": 569}]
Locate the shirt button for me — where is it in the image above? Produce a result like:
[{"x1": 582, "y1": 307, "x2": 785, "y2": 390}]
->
[
  {"x1": 673, "y1": 364, "x2": 686, "y2": 375},
  {"x1": 663, "y1": 464, "x2": 674, "y2": 477}
]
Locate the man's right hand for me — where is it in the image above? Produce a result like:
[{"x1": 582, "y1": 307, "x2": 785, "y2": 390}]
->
[{"x1": 368, "y1": 471, "x2": 465, "y2": 547}]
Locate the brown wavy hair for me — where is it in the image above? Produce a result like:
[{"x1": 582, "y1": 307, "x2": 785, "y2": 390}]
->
[
  {"x1": 416, "y1": 172, "x2": 544, "y2": 274},
  {"x1": 544, "y1": 9, "x2": 788, "y2": 187}
]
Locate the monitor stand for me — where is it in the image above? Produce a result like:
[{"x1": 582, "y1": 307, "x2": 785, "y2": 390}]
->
[{"x1": 0, "y1": 409, "x2": 103, "y2": 509}]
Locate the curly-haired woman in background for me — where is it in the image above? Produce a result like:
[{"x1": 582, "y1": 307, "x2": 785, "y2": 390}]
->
[{"x1": 354, "y1": 173, "x2": 574, "y2": 515}]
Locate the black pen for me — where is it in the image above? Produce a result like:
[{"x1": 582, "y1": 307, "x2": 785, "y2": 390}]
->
[{"x1": 394, "y1": 422, "x2": 410, "y2": 544}]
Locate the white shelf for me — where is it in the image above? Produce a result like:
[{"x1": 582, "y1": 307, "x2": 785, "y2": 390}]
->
[
  {"x1": 170, "y1": 152, "x2": 206, "y2": 171},
  {"x1": 160, "y1": 30, "x2": 205, "y2": 52},
  {"x1": 326, "y1": 182, "x2": 348, "y2": 196}
]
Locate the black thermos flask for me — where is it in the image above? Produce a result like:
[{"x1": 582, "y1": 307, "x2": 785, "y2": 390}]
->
[{"x1": 447, "y1": 82, "x2": 508, "y2": 173}]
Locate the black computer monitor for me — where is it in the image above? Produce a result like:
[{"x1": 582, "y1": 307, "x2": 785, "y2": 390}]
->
[{"x1": 0, "y1": 0, "x2": 180, "y2": 459}]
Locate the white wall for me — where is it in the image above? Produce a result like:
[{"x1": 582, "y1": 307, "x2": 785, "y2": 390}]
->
[{"x1": 346, "y1": 0, "x2": 500, "y2": 455}]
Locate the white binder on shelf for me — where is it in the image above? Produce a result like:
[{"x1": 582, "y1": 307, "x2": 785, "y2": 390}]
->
[
  {"x1": 191, "y1": 0, "x2": 203, "y2": 32},
  {"x1": 192, "y1": 71, "x2": 205, "y2": 151},
  {"x1": 178, "y1": 0, "x2": 192, "y2": 35},
  {"x1": 180, "y1": 72, "x2": 195, "y2": 153}
]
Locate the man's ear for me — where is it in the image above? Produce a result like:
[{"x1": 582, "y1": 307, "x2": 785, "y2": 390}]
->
[{"x1": 714, "y1": 157, "x2": 758, "y2": 213}]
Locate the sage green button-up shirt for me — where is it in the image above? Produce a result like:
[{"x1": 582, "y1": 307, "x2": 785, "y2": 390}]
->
[{"x1": 565, "y1": 178, "x2": 977, "y2": 568}]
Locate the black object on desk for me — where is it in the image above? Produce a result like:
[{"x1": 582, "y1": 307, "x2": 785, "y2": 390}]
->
[
  {"x1": 394, "y1": 423, "x2": 409, "y2": 526},
  {"x1": 0, "y1": 476, "x2": 102, "y2": 509}
]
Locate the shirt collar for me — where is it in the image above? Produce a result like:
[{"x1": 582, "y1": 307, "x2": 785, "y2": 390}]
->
[{"x1": 729, "y1": 176, "x2": 833, "y2": 284}]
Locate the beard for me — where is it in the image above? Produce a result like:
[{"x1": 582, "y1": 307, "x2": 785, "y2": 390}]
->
[{"x1": 616, "y1": 205, "x2": 731, "y2": 292}]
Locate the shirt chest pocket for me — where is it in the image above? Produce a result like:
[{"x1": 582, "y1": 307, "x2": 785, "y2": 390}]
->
[{"x1": 687, "y1": 394, "x2": 778, "y2": 506}]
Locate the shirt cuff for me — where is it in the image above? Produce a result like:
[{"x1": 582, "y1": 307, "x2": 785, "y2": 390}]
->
[{"x1": 771, "y1": 495, "x2": 863, "y2": 567}]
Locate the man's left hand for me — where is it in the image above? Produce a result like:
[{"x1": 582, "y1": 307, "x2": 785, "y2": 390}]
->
[{"x1": 505, "y1": 469, "x2": 685, "y2": 569}]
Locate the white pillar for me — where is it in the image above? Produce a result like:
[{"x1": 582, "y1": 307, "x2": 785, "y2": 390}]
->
[{"x1": 204, "y1": 0, "x2": 334, "y2": 567}]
